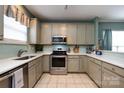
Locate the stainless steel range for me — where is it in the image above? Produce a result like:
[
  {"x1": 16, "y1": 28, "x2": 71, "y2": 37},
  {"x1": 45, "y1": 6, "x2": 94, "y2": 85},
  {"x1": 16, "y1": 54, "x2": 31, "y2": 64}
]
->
[{"x1": 50, "y1": 36, "x2": 67, "y2": 75}]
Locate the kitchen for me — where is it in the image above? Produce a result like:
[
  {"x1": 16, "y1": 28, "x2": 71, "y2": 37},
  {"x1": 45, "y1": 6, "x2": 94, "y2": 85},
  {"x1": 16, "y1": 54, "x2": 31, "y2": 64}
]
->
[{"x1": 0, "y1": 5, "x2": 124, "y2": 88}]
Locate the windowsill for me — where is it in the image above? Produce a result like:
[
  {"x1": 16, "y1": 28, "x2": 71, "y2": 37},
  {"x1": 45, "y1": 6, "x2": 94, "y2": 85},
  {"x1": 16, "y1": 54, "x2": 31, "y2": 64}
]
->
[{"x1": 0, "y1": 38, "x2": 28, "y2": 45}]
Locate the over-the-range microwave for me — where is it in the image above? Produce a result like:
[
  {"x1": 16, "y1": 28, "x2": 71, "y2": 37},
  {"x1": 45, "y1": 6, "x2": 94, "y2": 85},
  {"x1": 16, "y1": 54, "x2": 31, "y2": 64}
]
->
[{"x1": 52, "y1": 36, "x2": 67, "y2": 44}]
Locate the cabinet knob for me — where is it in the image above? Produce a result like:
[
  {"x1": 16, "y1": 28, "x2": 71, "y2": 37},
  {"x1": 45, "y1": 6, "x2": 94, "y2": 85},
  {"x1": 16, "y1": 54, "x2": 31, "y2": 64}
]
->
[{"x1": 112, "y1": 68, "x2": 115, "y2": 71}]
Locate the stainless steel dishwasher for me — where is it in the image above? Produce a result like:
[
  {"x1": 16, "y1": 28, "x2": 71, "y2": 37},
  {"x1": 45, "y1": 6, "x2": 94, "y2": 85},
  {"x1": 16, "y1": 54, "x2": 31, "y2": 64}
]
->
[{"x1": 0, "y1": 64, "x2": 28, "y2": 88}]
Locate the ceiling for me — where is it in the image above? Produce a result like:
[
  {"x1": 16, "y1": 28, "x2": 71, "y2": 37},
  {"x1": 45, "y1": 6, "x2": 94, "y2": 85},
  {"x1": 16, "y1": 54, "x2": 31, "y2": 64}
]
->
[{"x1": 25, "y1": 5, "x2": 124, "y2": 21}]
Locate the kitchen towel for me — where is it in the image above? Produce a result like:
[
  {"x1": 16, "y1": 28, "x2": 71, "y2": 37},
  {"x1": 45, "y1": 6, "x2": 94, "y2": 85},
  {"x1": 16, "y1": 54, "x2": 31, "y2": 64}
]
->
[{"x1": 12, "y1": 68, "x2": 24, "y2": 88}]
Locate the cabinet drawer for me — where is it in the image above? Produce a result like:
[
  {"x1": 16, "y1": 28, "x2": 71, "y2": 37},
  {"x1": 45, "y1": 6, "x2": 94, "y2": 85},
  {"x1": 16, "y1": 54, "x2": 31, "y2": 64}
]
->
[
  {"x1": 88, "y1": 57, "x2": 95, "y2": 62},
  {"x1": 68, "y1": 59, "x2": 80, "y2": 72},
  {"x1": 103, "y1": 62, "x2": 124, "y2": 77},
  {"x1": 94, "y1": 59, "x2": 102, "y2": 66},
  {"x1": 68, "y1": 56, "x2": 79, "y2": 59},
  {"x1": 28, "y1": 61, "x2": 36, "y2": 68}
]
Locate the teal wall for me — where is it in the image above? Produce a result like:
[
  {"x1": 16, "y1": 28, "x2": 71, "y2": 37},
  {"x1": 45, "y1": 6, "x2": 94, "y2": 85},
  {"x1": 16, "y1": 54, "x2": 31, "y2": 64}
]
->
[
  {"x1": 0, "y1": 44, "x2": 28, "y2": 59},
  {"x1": 98, "y1": 22, "x2": 124, "y2": 39}
]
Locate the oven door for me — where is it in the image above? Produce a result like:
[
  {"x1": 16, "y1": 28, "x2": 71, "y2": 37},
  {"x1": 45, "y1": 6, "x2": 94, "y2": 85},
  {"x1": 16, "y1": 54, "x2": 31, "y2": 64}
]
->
[{"x1": 51, "y1": 55, "x2": 67, "y2": 68}]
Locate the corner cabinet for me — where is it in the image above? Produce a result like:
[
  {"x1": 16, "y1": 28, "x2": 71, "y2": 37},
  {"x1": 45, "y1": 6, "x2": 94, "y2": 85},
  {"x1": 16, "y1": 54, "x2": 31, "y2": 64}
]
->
[
  {"x1": 40, "y1": 23, "x2": 52, "y2": 44},
  {"x1": 29, "y1": 18, "x2": 41, "y2": 44},
  {"x1": 0, "y1": 5, "x2": 3, "y2": 40},
  {"x1": 43, "y1": 55, "x2": 50, "y2": 72},
  {"x1": 67, "y1": 23, "x2": 77, "y2": 44},
  {"x1": 85, "y1": 23, "x2": 95, "y2": 45},
  {"x1": 80, "y1": 55, "x2": 88, "y2": 73}
]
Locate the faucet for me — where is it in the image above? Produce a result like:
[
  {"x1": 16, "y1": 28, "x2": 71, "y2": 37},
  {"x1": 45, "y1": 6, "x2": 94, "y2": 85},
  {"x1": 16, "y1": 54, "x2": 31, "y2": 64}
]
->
[{"x1": 17, "y1": 49, "x2": 27, "y2": 57}]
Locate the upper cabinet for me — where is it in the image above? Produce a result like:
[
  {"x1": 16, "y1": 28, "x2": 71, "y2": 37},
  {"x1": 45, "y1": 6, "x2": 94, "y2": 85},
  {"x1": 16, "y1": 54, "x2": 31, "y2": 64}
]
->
[
  {"x1": 85, "y1": 23, "x2": 95, "y2": 45},
  {"x1": 52, "y1": 23, "x2": 67, "y2": 36},
  {"x1": 77, "y1": 23, "x2": 86, "y2": 44},
  {"x1": 66, "y1": 23, "x2": 95, "y2": 45},
  {"x1": 29, "y1": 18, "x2": 41, "y2": 44},
  {"x1": 67, "y1": 23, "x2": 77, "y2": 44},
  {"x1": 40, "y1": 22, "x2": 95, "y2": 45},
  {"x1": 0, "y1": 5, "x2": 3, "y2": 40},
  {"x1": 40, "y1": 23, "x2": 52, "y2": 44}
]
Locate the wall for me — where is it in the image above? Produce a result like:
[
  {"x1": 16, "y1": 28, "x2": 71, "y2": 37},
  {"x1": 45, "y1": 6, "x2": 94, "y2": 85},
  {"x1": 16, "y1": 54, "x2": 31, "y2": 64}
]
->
[{"x1": 98, "y1": 22, "x2": 124, "y2": 39}]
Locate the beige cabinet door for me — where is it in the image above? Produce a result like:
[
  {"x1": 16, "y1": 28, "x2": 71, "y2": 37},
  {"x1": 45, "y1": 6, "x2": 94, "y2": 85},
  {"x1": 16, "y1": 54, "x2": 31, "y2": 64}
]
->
[
  {"x1": 85, "y1": 23, "x2": 95, "y2": 44},
  {"x1": 40, "y1": 57, "x2": 43, "y2": 75},
  {"x1": 79, "y1": 56, "x2": 85, "y2": 72},
  {"x1": 67, "y1": 23, "x2": 77, "y2": 44},
  {"x1": 35, "y1": 57, "x2": 42, "y2": 81},
  {"x1": 77, "y1": 24, "x2": 86, "y2": 44},
  {"x1": 52, "y1": 23, "x2": 67, "y2": 36},
  {"x1": 28, "y1": 65, "x2": 36, "y2": 88},
  {"x1": 68, "y1": 58, "x2": 80, "y2": 72},
  {"x1": 88, "y1": 59, "x2": 102, "y2": 87},
  {"x1": 29, "y1": 18, "x2": 41, "y2": 44},
  {"x1": 41, "y1": 23, "x2": 52, "y2": 44},
  {"x1": 0, "y1": 5, "x2": 3, "y2": 40},
  {"x1": 102, "y1": 68, "x2": 124, "y2": 88},
  {"x1": 92, "y1": 62, "x2": 101, "y2": 87},
  {"x1": 88, "y1": 59, "x2": 94, "y2": 78},
  {"x1": 43, "y1": 55, "x2": 50, "y2": 72},
  {"x1": 83, "y1": 56, "x2": 88, "y2": 73}
]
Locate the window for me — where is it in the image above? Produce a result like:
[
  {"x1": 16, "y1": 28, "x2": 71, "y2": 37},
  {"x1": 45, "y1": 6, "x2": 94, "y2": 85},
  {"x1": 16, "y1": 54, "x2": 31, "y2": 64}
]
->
[
  {"x1": 4, "y1": 15, "x2": 27, "y2": 43},
  {"x1": 112, "y1": 31, "x2": 124, "y2": 52}
]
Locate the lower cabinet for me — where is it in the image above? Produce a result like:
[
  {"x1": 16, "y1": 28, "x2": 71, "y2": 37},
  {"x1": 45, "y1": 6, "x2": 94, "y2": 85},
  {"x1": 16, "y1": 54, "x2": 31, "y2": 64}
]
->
[
  {"x1": 43, "y1": 55, "x2": 50, "y2": 72},
  {"x1": 102, "y1": 65, "x2": 124, "y2": 88},
  {"x1": 88, "y1": 58, "x2": 102, "y2": 87},
  {"x1": 83, "y1": 56, "x2": 88, "y2": 73},
  {"x1": 79, "y1": 56, "x2": 85, "y2": 72},
  {"x1": 28, "y1": 64, "x2": 36, "y2": 88},
  {"x1": 68, "y1": 56, "x2": 80, "y2": 72},
  {"x1": 67, "y1": 55, "x2": 87, "y2": 73},
  {"x1": 28, "y1": 57, "x2": 42, "y2": 88},
  {"x1": 35, "y1": 57, "x2": 43, "y2": 80}
]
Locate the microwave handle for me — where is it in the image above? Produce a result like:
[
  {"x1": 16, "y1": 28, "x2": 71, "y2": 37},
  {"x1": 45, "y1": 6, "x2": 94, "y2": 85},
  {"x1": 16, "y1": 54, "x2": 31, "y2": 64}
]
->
[{"x1": 0, "y1": 73, "x2": 14, "y2": 82}]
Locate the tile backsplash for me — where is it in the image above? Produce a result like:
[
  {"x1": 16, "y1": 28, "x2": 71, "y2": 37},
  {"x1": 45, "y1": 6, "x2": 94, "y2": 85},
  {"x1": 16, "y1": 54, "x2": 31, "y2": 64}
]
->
[
  {"x1": 68, "y1": 46, "x2": 86, "y2": 53},
  {"x1": 43, "y1": 45, "x2": 87, "y2": 53},
  {"x1": 43, "y1": 45, "x2": 52, "y2": 52}
]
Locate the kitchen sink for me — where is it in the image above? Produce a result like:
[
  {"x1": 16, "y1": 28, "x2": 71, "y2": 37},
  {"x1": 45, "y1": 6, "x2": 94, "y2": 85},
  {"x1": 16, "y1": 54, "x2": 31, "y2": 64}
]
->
[{"x1": 14, "y1": 56, "x2": 35, "y2": 60}]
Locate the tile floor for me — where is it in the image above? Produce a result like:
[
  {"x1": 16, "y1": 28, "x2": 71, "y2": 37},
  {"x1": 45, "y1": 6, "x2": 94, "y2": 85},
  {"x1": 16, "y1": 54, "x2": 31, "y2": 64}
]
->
[{"x1": 34, "y1": 73, "x2": 98, "y2": 88}]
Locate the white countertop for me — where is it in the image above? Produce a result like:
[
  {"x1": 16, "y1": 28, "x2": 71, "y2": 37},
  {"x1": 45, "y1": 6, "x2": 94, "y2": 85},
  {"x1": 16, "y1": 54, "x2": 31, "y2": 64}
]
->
[
  {"x1": 67, "y1": 52, "x2": 124, "y2": 69},
  {"x1": 0, "y1": 52, "x2": 124, "y2": 75},
  {"x1": 0, "y1": 52, "x2": 52, "y2": 75}
]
